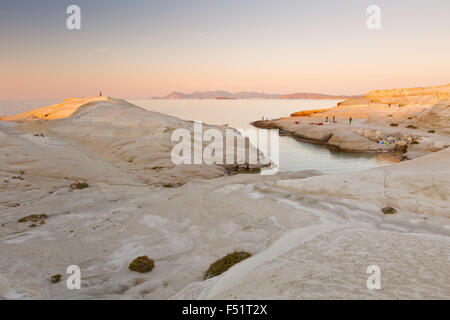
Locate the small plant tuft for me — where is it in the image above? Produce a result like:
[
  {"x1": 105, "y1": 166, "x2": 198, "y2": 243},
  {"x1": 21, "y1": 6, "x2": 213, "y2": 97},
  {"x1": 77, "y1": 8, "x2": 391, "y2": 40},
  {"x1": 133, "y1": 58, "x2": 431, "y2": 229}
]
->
[
  {"x1": 428, "y1": 130, "x2": 435, "y2": 134},
  {"x1": 390, "y1": 123, "x2": 399, "y2": 127},
  {"x1": 18, "y1": 214, "x2": 48, "y2": 223},
  {"x1": 129, "y1": 256, "x2": 155, "y2": 273},
  {"x1": 70, "y1": 182, "x2": 89, "y2": 190},
  {"x1": 406, "y1": 125, "x2": 418, "y2": 129},
  {"x1": 50, "y1": 274, "x2": 62, "y2": 284},
  {"x1": 381, "y1": 207, "x2": 397, "y2": 215},
  {"x1": 204, "y1": 251, "x2": 251, "y2": 280}
]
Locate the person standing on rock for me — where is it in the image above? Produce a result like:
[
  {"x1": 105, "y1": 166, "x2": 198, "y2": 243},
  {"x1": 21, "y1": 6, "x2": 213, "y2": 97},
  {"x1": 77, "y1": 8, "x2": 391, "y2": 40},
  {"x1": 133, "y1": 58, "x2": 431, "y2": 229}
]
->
[{"x1": 349, "y1": 117, "x2": 352, "y2": 125}]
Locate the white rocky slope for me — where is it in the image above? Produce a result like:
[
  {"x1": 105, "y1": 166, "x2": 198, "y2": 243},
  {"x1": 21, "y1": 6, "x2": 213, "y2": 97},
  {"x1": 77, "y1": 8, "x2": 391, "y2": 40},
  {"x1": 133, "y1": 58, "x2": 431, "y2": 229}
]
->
[
  {"x1": 0, "y1": 98, "x2": 449, "y2": 299},
  {"x1": 173, "y1": 149, "x2": 450, "y2": 299}
]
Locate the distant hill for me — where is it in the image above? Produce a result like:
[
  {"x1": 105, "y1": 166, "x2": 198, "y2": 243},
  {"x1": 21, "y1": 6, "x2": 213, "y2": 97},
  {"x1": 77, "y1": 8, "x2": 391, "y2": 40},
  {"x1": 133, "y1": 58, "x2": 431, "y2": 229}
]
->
[
  {"x1": 154, "y1": 91, "x2": 354, "y2": 100},
  {"x1": 278, "y1": 93, "x2": 355, "y2": 99},
  {"x1": 155, "y1": 91, "x2": 279, "y2": 99}
]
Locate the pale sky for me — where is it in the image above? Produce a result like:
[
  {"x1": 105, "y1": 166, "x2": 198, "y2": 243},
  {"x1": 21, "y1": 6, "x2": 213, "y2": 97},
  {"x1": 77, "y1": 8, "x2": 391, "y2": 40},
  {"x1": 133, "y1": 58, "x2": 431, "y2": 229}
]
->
[{"x1": 0, "y1": 0, "x2": 449, "y2": 99}]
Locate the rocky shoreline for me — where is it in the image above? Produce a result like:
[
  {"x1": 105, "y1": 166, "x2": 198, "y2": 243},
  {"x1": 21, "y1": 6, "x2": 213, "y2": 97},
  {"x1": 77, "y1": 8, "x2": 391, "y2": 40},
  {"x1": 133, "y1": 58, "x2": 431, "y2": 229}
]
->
[
  {"x1": 1, "y1": 96, "x2": 449, "y2": 299},
  {"x1": 252, "y1": 99, "x2": 450, "y2": 159}
]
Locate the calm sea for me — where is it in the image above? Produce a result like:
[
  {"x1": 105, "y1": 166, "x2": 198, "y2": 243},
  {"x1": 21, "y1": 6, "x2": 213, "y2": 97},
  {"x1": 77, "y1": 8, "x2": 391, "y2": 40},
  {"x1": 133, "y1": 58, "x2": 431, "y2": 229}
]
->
[
  {"x1": 130, "y1": 99, "x2": 400, "y2": 173},
  {"x1": 0, "y1": 99, "x2": 399, "y2": 173}
]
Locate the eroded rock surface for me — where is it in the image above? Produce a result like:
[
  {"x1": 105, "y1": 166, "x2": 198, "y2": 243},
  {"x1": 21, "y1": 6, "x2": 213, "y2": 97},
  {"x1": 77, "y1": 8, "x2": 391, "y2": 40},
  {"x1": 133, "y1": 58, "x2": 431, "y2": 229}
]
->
[{"x1": 0, "y1": 98, "x2": 449, "y2": 300}]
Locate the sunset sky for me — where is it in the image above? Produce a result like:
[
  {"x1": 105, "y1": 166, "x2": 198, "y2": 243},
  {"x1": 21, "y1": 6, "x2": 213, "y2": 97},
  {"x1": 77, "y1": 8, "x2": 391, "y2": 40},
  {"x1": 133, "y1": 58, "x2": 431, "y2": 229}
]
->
[{"x1": 1, "y1": 0, "x2": 449, "y2": 99}]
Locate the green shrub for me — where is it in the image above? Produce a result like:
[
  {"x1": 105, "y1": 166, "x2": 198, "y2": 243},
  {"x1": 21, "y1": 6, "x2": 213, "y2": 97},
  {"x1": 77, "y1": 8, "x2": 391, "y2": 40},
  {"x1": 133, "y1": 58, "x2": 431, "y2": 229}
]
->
[
  {"x1": 204, "y1": 251, "x2": 251, "y2": 280},
  {"x1": 406, "y1": 125, "x2": 418, "y2": 129},
  {"x1": 129, "y1": 256, "x2": 155, "y2": 273},
  {"x1": 428, "y1": 130, "x2": 435, "y2": 134},
  {"x1": 70, "y1": 182, "x2": 89, "y2": 190}
]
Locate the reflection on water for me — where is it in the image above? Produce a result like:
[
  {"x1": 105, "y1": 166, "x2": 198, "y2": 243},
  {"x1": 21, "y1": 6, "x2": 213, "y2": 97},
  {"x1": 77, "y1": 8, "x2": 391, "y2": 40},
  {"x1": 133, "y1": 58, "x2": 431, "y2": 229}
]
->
[{"x1": 130, "y1": 99, "x2": 401, "y2": 174}]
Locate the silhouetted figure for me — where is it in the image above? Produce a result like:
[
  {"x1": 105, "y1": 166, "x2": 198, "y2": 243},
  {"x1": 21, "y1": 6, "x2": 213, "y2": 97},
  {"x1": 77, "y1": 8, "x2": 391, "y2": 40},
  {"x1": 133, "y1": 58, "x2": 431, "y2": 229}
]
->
[
  {"x1": 333, "y1": 115, "x2": 336, "y2": 123},
  {"x1": 325, "y1": 116, "x2": 328, "y2": 122},
  {"x1": 349, "y1": 117, "x2": 352, "y2": 125},
  {"x1": 99, "y1": 91, "x2": 102, "y2": 97}
]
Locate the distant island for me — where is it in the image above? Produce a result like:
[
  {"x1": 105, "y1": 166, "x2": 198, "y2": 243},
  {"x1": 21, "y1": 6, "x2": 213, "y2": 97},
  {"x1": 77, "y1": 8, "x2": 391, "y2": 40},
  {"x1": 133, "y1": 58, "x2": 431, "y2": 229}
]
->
[
  {"x1": 153, "y1": 90, "x2": 356, "y2": 100},
  {"x1": 278, "y1": 92, "x2": 356, "y2": 99}
]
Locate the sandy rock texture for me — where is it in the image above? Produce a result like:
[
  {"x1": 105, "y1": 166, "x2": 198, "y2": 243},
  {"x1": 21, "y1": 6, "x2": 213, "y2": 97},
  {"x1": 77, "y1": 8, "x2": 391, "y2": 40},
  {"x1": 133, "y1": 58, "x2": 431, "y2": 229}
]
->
[
  {"x1": 253, "y1": 97, "x2": 450, "y2": 155},
  {"x1": 0, "y1": 97, "x2": 109, "y2": 122},
  {"x1": 340, "y1": 83, "x2": 450, "y2": 107},
  {"x1": 0, "y1": 97, "x2": 449, "y2": 300},
  {"x1": 417, "y1": 100, "x2": 450, "y2": 134},
  {"x1": 173, "y1": 148, "x2": 450, "y2": 300},
  {"x1": 5, "y1": 98, "x2": 268, "y2": 187}
]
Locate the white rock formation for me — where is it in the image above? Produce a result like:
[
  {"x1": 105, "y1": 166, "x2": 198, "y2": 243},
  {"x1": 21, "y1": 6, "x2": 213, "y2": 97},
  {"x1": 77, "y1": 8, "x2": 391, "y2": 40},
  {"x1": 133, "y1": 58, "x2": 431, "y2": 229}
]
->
[
  {"x1": 417, "y1": 100, "x2": 450, "y2": 133},
  {"x1": 0, "y1": 98, "x2": 449, "y2": 300}
]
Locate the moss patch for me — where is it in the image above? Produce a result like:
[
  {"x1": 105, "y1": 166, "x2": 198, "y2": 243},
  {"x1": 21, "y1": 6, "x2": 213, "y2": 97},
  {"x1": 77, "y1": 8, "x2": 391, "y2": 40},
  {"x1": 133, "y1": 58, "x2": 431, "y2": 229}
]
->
[
  {"x1": 129, "y1": 256, "x2": 155, "y2": 273},
  {"x1": 70, "y1": 182, "x2": 89, "y2": 190},
  {"x1": 204, "y1": 251, "x2": 251, "y2": 280},
  {"x1": 18, "y1": 214, "x2": 48, "y2": 224},
  {"x1": 50, "y1": 274, "x2": 62, "y2": 284},
  {"x1": 381, "y1": 207, "x2": 397, "y2": 215}
]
